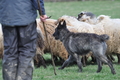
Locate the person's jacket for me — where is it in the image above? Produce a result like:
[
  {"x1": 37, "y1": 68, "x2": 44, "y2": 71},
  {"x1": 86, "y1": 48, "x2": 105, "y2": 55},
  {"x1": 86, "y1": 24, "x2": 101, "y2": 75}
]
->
[{"x1": 0, "y1": 0, "x2": 45, "y2": 26}]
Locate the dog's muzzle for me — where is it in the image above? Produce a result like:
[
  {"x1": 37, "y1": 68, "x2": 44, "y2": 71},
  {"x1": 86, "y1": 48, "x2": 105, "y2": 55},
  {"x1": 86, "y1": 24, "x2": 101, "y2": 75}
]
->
[{"x1": 53, "y1": 33, "x2": 58, "y2": 40}]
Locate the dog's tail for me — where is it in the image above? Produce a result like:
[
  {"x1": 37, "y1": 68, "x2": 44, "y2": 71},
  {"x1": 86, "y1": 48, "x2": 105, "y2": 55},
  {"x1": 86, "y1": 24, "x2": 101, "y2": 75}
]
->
[{"x1": 99, "y1": 34, "x2": 109, "y2": 41}]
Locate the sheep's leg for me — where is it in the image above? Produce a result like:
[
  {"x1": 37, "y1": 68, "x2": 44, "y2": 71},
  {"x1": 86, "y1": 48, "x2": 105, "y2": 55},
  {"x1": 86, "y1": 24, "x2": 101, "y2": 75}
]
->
[
  {"x1": 107, "y1": 55, "x2": 112, "y2": 62},
  {"x1": 37, "y1": 54, "x2": 42, "y2": 68},
  {"x1": 96, "y1": 59, "x2": 102, "y2": 73},
  {"x1": 58, "y1": 55, "x2": 75, "y2": 70},
  {"x1": 90, "y1": 55, "x2": 96, "y2": 63},
  {"x1": 81, "y1": 55, "x2": 87, "y2": 67},
  {"x1": 110, "y1": 55, "x2": 115, "y2": 61},
  {"x1": 107, "y1": 55, "x2": 115, "y2": 62},
  {"x1": 53, "y1": 55, "x2": 59, "y2": 61},
  {"x1": 35, "y1": 54, "x2": 46, "y2": 68},
  {"x1": 73, "y1": 53, "x2": 82, "y2": 72},
  {"x1": 117, "y1": 54, "x2": 120, "y2": 64},
  {"x1": 39, "y1": 55, "x2": 47, "y2": 68}
]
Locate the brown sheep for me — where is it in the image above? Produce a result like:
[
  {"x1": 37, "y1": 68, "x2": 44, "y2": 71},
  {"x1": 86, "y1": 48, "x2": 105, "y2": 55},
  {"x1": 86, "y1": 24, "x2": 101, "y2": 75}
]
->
[{"x1": 36, "y1": 19, "x2": 69, "y2": 61}]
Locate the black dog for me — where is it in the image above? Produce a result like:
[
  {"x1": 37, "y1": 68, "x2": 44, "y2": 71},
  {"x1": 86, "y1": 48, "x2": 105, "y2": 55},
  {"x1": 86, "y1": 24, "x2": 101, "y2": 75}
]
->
[{"x1": 53, "y1": 20, "x2": 116, "y2": 74}]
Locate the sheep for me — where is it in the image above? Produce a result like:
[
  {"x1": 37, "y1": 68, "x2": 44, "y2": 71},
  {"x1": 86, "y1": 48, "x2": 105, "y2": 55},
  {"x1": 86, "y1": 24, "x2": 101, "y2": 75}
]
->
[
  {"x1": 0, "y1": 17, "x2": 103, "y2": 67},
  {"x1": 96, "y1": 15, "x2": 120, "y2": 64},
  {"x1": 78, "y1": 13, "x2": 120, "y2": 64},
  {"x1": 55, "y1": 15, "x2": 95, "y2": 33},
  {"x1": 36, "y1": 19, "x2": 79, "y2": 60},
  {"x1": 34, "y1": 27, "x2": 47, "y2": 68},
  {"x1": 36, "y1": 19, "x2": 69, "y2": 61},
  {"x1": 77, "y1": 11, "x2": 97, "y2": 24},
  {"x1": 36, "y1": 15, "x2": 120, "y2": 67},
  {"x1": 0, "y1": 23, "x2": 47, "y2": 68},
  {"x1": 0, "y1": 24, "x2": 3, "y2": 58},
  {"x1": 55, "y1": 15, "x2": 96, "y2": 66},
  {"x1": 36, "y1": 18, "x2": 94, "y2": 67}
]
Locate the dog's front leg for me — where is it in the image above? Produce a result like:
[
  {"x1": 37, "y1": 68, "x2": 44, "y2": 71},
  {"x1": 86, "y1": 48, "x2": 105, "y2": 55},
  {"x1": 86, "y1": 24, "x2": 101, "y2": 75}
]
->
[
  {"x1": 73, "y1": 53, "x2": 82, "y2": 72},
  {"x1": 58, "y1": 55, "x2": 75, "y2": 70}
]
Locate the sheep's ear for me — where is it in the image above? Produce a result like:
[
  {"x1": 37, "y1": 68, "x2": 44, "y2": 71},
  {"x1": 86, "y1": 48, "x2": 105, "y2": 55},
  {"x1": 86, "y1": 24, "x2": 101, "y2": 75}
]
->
[
  {"x1": 54, "y1": 20, "x2": 58, "y2": 25},
  {"x1": 98, "y1": 16, "x2": 104, "y2": 22},
  {"x1": 99, "y1": 16, "x2": 104, "y2": 20},
  {"x1": 78, "y1": 12, "x2": 84, "y2": 18},
  {"x1": 80, "y1": 11, "x2": 85, "y2": 15},
  {"x1": 80, "y1": 12, "x2": 84, "y2": 15}
]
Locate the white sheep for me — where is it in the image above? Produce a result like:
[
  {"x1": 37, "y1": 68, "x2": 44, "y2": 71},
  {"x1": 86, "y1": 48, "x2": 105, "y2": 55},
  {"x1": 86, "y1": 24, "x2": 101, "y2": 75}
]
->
[
  {"x1": 78, "y1": 13, "x2": 120, "y2": 64},
  {"x1": 97, "y1": 15, "x2": 120, "y2": 60},
  {"x1": 55, "y1": 15, "x2": 95, "y2": 33}
]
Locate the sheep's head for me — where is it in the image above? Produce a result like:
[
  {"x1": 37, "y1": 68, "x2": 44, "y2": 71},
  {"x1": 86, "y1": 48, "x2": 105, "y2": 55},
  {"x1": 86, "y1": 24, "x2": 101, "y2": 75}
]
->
[
  {"x1": 77, "y1": 11, "x2": 96, "y2": 20},
  {"x1": 77, "y1": 11, "x2": 85, "y2": 20},
  {"x1": 97, "y1": 15, "x2": 111, "y2": 23},
  {"x1": 54, "y1": 15, "x2": 75, "y2": 26},
  {"x1": 77, "y1": 11, "x2": 97, "y2": 24}
]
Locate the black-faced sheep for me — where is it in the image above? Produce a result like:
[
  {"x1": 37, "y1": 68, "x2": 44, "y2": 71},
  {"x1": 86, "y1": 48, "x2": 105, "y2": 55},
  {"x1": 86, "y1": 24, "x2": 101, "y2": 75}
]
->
[{"x1": 77, "y1": 11, "x2": 97, "y2": 24}]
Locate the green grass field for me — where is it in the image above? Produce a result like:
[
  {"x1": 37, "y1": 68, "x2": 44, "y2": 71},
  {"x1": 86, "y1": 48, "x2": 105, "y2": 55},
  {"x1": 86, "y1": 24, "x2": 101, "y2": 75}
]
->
[
  {"x1": 44, "y1": 0, "x2": 120, "y2": 19},
  {"x1": 32, "y1": 54, "x2": 120, "y2": 80},
  {"x1": 0, "y1": 0, "x2": 120, "y2": 80}
]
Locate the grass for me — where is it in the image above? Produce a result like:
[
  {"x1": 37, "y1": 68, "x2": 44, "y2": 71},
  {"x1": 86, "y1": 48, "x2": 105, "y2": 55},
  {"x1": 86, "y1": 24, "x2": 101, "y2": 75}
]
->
[
  {"x1": 0, "y1": 55, "x2": 120, "y2": 80},
  {"x1": 0, "y1": 0, "x2": 120, "y2": 80},
  {"x1": 44, "y1": 0, "x2": 120, "y2": 19},
  {"x1": 33, "y1": 54, "x2": 120, "y2": 80},
  {"x1": 36, "y1": 1, "x2": 120, "y2": 79}
]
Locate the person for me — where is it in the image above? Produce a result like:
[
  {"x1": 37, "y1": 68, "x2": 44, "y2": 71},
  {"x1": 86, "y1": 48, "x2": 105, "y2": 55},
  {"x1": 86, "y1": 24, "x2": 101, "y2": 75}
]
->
[{"x1": 0, "y1": 0, "x2": 48, "y2": 80}]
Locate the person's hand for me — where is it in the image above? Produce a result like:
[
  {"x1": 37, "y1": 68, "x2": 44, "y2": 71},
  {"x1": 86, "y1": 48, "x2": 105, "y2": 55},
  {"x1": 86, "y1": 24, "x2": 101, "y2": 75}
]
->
[{"x1": 40, "y1": 15, "x2": 49, "y2": 22}]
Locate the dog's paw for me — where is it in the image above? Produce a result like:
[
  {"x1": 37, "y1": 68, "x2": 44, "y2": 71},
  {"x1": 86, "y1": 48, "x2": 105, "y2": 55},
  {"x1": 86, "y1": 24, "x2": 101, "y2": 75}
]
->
[
  {"x1": 78, "y1": 69, "x2": 82, "y2": 72},
  {"x1": 112, "y1": 70, "x2": 116, "y2": 75},
  {"x1": 58, "y1": 67, "x2": 63, "y2": 70}
]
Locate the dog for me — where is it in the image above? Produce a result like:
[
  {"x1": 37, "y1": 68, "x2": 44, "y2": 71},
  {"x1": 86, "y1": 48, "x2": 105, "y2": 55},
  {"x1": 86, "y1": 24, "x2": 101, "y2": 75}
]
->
[{"x1": 53, "y1": 20, "x2": 116, "y2": 74}]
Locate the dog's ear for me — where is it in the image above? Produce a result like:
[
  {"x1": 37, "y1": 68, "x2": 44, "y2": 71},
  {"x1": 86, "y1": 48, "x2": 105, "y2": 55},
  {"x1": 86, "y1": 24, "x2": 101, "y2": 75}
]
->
[
  {"x1": 57, "y1": 21, "x2": 62, "y2": 29},
  {"x1": 62, "y1": 20, "x2": 66, "y2": 28},
  {"x1": 57, "y1": 20, "x2": 66, "y2": 29}
]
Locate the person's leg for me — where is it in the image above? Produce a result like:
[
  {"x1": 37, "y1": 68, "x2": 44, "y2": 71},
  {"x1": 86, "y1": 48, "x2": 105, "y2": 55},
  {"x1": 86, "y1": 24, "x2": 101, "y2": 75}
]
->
[
  {"x1": 16, "y1": 21, "x2": 37, "y2": 80},
  {"x1": 2, "y1": 26, "x2": 18, "y2": 80}
]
